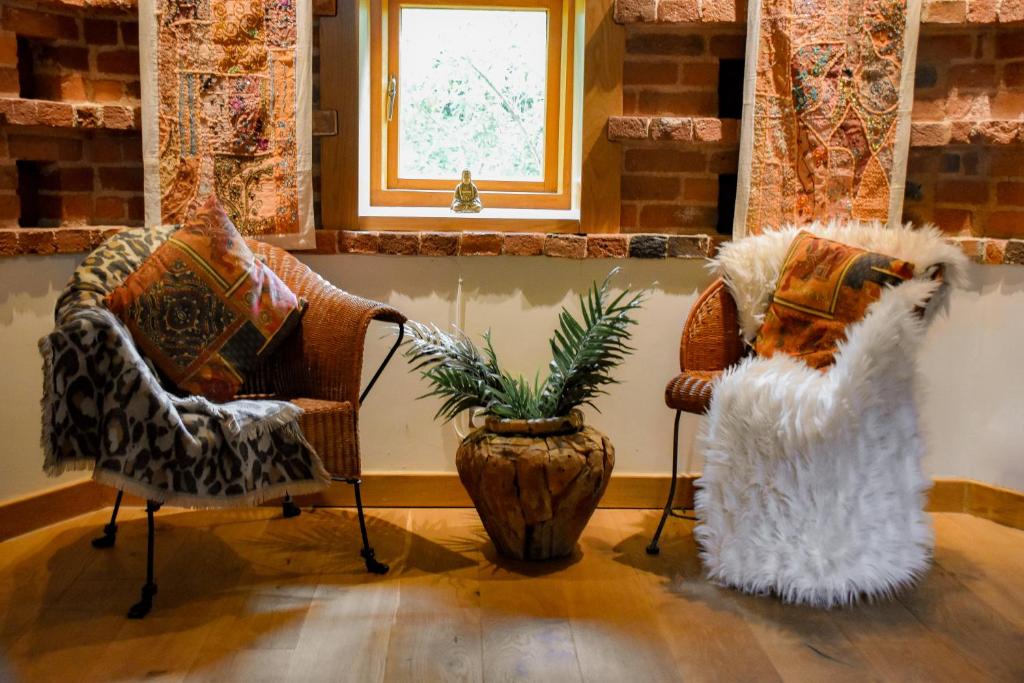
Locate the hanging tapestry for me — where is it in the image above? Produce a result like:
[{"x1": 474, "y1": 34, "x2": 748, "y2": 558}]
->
[
  {"x1": 139, "y1": 0, "x2": 314, "y2": 249},
  {"x1": 733, "y1": 0, "x2": 922, "y2": 237}
]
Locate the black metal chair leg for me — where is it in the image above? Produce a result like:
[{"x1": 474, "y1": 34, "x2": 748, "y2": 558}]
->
[
  {"x1": 647, "y1": 410, "x2": 683, "y2": 555},
  {"x1": 348, "y1": 479, "x2": 389, "y2": 574},
  {"x1": 128, "y1": 500, "x2": 160, "y2": 619},
  {"x1": 282, "y1": 493, "x2": 301, "y2": 519},
  {"x1": 92, "y1": 489, "x2": 124, "y2": 549}
]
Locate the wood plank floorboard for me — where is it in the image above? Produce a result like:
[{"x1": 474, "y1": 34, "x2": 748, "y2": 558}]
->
[{"x1": 0, "y1": 509, "x2": 1020, "y2": 683}]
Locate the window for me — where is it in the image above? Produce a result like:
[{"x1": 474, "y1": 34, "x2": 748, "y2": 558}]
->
[{"x1": 367, "y1": 0, "x2": 578, "y2": 212}]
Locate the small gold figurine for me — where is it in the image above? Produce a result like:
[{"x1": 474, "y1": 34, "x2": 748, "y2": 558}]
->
[{"x1": 451, "y1": 169, "x2": 483, "y2": 213}]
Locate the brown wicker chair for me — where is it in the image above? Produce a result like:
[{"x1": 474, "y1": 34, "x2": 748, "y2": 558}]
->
[
  {"x1": 647, "y1": 277, "x2": 745, "y2": 554},
  {"x1": 91, "y1": 239, "x2": 407, "y2": 616}
]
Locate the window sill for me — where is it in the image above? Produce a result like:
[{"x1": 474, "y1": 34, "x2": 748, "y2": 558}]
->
[{"x1": 356, "y1": 207, "x2": 581, "y2": 234}]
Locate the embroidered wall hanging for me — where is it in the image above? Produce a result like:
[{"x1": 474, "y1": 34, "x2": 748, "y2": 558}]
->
[
  {"x1": 733, "y1": 0, "x2": 922, "y2": 237},
  {"x1": 139, "y1": 0, "x2": 314, "y2": 249}
]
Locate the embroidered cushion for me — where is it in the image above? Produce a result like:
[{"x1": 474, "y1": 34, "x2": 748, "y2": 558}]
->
[
  {"x1": 105, "y1": 197, "x2": 304, "y2": 402},
  {"x1": 754, "y1": 231, "x2": 915, "y2": 369}
]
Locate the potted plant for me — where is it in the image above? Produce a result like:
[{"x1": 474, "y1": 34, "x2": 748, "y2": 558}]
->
[{"x1": 403, "y1": 270, "x2": 646, "y2": 560}]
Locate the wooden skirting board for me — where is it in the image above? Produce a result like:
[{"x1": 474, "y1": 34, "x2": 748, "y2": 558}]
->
[{"x1": 1, "y1": 474, "x2": 1021, "y2": 542}]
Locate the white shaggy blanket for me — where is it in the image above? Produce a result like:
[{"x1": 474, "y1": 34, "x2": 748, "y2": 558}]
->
[{"x1": 695, "y1": 221, "x2": 968, "y2": 607}]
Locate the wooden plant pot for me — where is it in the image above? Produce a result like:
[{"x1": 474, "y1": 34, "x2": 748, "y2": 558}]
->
[{"x1": 455, "y1": 410, "x2": 615, "y2": 561}]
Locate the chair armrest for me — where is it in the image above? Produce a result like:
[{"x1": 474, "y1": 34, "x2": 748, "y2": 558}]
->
[
  {"x1": 679, "y1": 278, "x2": 745, "y2": 373},
  {"x1": 296, "y1": 283, "x2": 407, "y2": 406}
]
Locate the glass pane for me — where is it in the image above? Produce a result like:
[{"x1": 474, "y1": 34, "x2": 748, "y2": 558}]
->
[{"x1": 397, "y1": 8, "x2": 548, "y2": 182}]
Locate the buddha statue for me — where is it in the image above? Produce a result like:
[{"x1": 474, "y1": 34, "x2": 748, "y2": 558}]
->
[{"x1": 451, "y1": 169, "x2": 483, "y2": 213}]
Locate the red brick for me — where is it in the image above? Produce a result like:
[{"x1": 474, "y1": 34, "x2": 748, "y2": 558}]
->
[
  {"x1": 93, "y1": 196, "x2": 126, "y2": 222},
  {"x1": 0, "y1": 229, "x2": 18, "y2": 254},
  {"x1": 988, "y1": 211, "x2": 1024, "y2": 238},
  {"x1": 502, "y1": 233, "x2": 544, "y2": 256},
  {"x1": 709, "y1": 34, "x2": 745, "y2": 58},
  {"x1": 1, "y1": 7, "x2": 79, "y2": 41},
  {"x1": 607, "y1": 116, "x2": 649, "y2": 140},
  {"x1": 911, "y1": 121, "x2": 952, "y2": 146},
  {"x1": 702, "y1": 0, "x2": 742, "y2": 21},
  {"x1": 637, "y1": 90, "x2": 716, "y2": 116},
  {"x1": 59, "y1": 74, "x2": 88, "y2": 101},
  {"x1": 0, "y1": 195, "x2": 19, "y2": 223},
  {"x1": 40, "y1": 167, "x2": 94, "y2": 192},
  {"x1": 586, "y1": 235, "x2": 628, "y2": 258},
  {"x1": 918, "y1": 34, "x2": 973, "y2": 60},
  {"x1": 996, "y1": 33, "x2": 1024, "y2": 59},
  {"x1": 966, "y1": 0, "x2": 998, "y2": 22},
  {"x1": 338, "y1": 230, "x2": 379, "y2": 253},
  {"x1": 0, "y1": 166, "x2": 16, "y2": 191},
  {"x1": 8, "y1": 134, "x2": 82, "y2": 161},
  {"x1": 984, "y1": 238, "x2": 1007, "y2": 263},
  {"x1": 679, "y1": 61, "x2": 718, "y2": 87},
  {"x1": 625, "y1": 148, "x2": 705, "y2": 172},
  {"x1": 683, "y1": 177, "x2": 717, "y2": 202},
  {"x1": 693, "y1": 117, "x2": 736, "y2": 143},
  {"x1": 668, "y1": 234, "x2": 713, "y2": 257},
  {"x1": 458, "y1": 232, "x2": 503, "y2": 255},
  {"x1": 378, "y1": 231, "x2": 420, "y2": 255},
  {"x1": 92, "y1": 80, "x2": 126, "y2": 102},
  {"x1": 624, "y1": 60, "x2": 678, "y2": 86},
  {"x1": 120, "y1": 22, "x2": 139, "y2": 47},
  {"x1": 312, "y1": 229, "x2": 337, "y2": 254},
  {"x1": 639, "y1": 204, "x2": 717, "y2": 228},
  {"x1": 948, "y1": 63, "x2": 997, "y2": 89},
  {"x1": 990, "y1": 149, "x2": 1024, "y2": 177},
  {"x1": 952, "y1": 236, "x2": 983, "y2": 261},
  {"x1": 922, "y1": 0, "x2": 967, "y2": 22},
  {"x1": 36, "y1": 45, "x2": 90, "y2": 72},
  {"x1": 657, "y1": 0, "x2": 700, "y2": 22},
  {"x1": 420, "y1": 231, "x2": 460, "y2": 256},
  {"x1": 120, "y1": 136, "x2": 142, "y2": 161},
  {"x1": 937, "y1": 179, "x2": 990, "y2": 204},
  {"x1": 98, "y1": 166, "x2": 143, "y2": 191},
  {"x1": 1001, "y1": 0, "x2": 1024, "y2": 22},
  {"x1": 54, "y1": 228, "x2": 94, "y2": 253},
  {"x1": 933, "y1": 208, "x2": 974, "y2": 234},
  {"x1": 997, "y1": 181, "x2": 1024, "y2": 206},
  {"x1": 19, "y1": 229, "x2": 57, "y2": 254},
  {"x1": 543, "y1": 234, "x2": 586, "y2": 258},
  {"x1": 614, "y1": 0, "x2": 657, "y2": 22},
  {"x1": 96, "y1": 50, "x2": 140, "y2": 76},
  {"x1": 0, "y1": 68, "x2": 18, "y2": 96},
  {"x1": 707, "y1": 149, "x2": 738, "y2": 173},
  {"x1": 101, "y1": 105, "x2": 135, "y2": 129},
  {"x1": 84, "y1": 19, "x2": 119, "y2": 45},
  {"x1": 36, "y1": 100, "x2": 75, "y2": 127},
  {"x1": 0, "y1": 31, "x2": 17, "y2": 68},
  {"x1": 625, "y1": 33, "x2": 704, "y2": 56},
  {"x1": 622, "y1": 174, "x2": 679, "y2": 200},
  {"x1": 127, "y1": 196, "x2": 144, "y2": 222},
  {"x1": 649, "y1": 117, "x2": 694, "y2": 141}
]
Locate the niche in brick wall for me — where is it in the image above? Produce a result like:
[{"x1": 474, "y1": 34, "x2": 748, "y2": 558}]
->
[{"x1": 717, "y1": 59, "x2": 743, "y2": 120}]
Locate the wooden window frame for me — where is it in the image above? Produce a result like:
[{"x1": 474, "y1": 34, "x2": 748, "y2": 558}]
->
[
  {"x1": 369, "y1": 0, "x2": 576, "y2": 210},
  {"x1": 319, "y1": 0, "x2": 621, "y2": 233}
]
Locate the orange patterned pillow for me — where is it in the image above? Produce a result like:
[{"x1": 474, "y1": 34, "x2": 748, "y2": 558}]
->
[
  {"x1": 754, "y1": 232, "x2": 915, "y2": 369},
  {"x1": 106, "y1": 197, "x2": 304, "y2": 402}
]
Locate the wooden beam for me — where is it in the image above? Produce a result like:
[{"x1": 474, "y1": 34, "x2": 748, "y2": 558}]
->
[
  {"x1": 318, "y1": 0, "x2": 360, "y2": 229},
  {"x1": 580, "y1": 0, "x2": 623, "y2": 233}
]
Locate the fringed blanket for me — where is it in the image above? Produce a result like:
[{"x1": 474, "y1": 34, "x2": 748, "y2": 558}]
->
[
  {"x1": 695, "y1": 221, "x2": 968, "y2": 606},
  {"x1": 40, "y1": 228, "x2": 329, "y2": 507}
]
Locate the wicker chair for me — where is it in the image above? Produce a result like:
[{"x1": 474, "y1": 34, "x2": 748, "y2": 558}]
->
[
  {"x1": 646, "y1": 277, "x2": 744, "y2": 554},
  {"x1": 91, "y1": 239, "x2": 407, "y2": 616}
]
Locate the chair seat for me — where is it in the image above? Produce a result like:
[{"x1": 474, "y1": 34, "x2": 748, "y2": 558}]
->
[{"x1": 664, "y1": 371, "x2": 720, "y2": 414}]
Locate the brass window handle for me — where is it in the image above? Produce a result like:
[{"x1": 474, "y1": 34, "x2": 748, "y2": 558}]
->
[{"x1": 386, "y1": 74, "x2": 397, "y2": 122}]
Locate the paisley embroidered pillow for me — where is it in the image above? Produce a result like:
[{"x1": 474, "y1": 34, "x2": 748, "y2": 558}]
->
[
  {"x1": 754, "y1": 231, "x2": 915, "y2": 369},
  {"x1": 105, "y1": 197, "x2": 304, "y2": 402}
]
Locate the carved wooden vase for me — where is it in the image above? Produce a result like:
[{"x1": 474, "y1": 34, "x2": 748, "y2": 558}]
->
[{"x1": 455, "y1": 409, "x2": 615, "y2": 561}]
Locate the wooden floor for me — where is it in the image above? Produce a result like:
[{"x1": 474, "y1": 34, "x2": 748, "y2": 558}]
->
[{"x1": 0, "y1": 508, "x2": 1022, "y2": 683}]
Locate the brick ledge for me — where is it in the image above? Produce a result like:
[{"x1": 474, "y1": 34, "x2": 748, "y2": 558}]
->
[
  {"x1": 0, "y1": 97, "x2": 138, "y2": 131},
  {"x1": 1, "y1": 227, "x2": 1021, "y2": 265}
]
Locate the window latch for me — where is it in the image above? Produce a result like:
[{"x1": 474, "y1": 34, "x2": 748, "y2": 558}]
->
[{"x1": 386, "y1": 74, "x2": 397, "y2": 122}]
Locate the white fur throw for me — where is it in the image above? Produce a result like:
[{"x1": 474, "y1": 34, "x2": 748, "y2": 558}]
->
[{"x1": 695, "y1": 221, "x2": 969, "y2": 607}]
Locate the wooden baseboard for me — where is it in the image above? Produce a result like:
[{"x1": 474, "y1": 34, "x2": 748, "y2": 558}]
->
[{"x1": 2, "y1": 474, "x2": 1021, "y2": 542}]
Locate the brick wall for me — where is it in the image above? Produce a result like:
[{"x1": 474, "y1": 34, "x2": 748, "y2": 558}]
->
[
  {"x1": 615, "y1": 5, "x2": 1024, "y2": 238},
  {"x1": 0, "y1": 0, "x2": 142, "y2": 228}
]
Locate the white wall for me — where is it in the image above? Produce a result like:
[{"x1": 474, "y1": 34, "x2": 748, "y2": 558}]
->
[{"x1": 1, "y1": 253, "x2": 1022, "y2": 503}]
